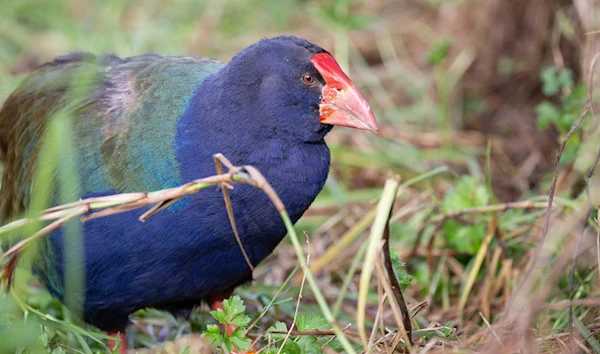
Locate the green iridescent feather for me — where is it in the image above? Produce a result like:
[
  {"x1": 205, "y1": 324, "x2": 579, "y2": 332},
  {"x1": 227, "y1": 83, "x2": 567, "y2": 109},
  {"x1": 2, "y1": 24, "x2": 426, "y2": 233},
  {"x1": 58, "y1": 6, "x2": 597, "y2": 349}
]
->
[{"x1": 0, "y1": 53, "x2": 224, "y2": 220}]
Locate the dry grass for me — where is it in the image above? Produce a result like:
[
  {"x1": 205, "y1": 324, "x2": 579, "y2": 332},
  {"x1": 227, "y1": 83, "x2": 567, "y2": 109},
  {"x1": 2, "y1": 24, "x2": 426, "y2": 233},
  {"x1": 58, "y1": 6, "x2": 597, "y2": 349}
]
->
[{"x1": 2, "y1": 0, "x2": 600, "y2": 353}]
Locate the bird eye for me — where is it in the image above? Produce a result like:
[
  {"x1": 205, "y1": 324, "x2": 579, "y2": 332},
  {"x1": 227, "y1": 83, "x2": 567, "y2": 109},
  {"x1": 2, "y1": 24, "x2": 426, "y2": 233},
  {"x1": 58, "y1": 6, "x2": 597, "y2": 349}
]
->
[{"x1": 302, "y1": 74, "x2": 315, "y2": 85}]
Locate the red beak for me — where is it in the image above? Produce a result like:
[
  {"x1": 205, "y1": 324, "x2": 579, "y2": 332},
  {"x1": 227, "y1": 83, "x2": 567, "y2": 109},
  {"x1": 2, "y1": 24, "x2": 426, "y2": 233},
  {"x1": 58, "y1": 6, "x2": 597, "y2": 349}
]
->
[{"x1": 311, "y1": 52, "x2": 378, "y2": 132}]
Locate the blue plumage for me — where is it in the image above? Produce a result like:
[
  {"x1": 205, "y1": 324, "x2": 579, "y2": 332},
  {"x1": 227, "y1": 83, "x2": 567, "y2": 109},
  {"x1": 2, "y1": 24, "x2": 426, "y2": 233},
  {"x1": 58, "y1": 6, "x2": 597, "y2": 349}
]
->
[{"x1": 0, "y1": 36, "x2": 376, "y2": 337}]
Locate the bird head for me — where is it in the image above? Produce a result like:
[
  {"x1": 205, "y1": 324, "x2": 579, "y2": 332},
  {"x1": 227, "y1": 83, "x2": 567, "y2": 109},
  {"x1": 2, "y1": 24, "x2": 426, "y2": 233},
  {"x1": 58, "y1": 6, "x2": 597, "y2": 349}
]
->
[{"x1": 224, "y1": 36, "x2": 378, "y2": 143}]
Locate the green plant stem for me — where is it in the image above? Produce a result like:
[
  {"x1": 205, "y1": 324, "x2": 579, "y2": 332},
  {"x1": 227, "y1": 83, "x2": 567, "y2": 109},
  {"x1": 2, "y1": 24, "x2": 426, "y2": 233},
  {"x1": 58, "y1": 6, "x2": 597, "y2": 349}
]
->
[
  {"x1": 333, "y1": 241, "x2": 368, "y2": 317},
  {"x1": 357, "y1": 175, "x2": 401, "y2": 347},
  {"x1": 280, "y1": 211, "x2": 356, "y2": 354}
]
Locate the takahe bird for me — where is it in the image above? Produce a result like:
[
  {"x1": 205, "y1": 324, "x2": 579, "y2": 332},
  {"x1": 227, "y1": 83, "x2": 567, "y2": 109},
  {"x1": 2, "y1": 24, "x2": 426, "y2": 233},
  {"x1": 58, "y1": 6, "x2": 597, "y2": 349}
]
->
[{"x1": 0, "y1": 36, "x2": 377, "y2": 351}]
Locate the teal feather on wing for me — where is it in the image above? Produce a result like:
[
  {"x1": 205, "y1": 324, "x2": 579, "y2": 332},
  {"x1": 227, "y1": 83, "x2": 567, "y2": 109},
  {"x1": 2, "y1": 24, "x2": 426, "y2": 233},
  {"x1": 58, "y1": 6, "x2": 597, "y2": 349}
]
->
[{"x1": 0, "y1": 53, "x2": 224, "y2": 220}]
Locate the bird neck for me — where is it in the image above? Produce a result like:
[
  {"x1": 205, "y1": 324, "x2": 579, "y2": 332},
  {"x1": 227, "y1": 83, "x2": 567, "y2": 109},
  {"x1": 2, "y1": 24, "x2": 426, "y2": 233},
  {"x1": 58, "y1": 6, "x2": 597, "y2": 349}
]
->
[{"x1": 176, "y1": 75, "x2": 331, "y2": 216}]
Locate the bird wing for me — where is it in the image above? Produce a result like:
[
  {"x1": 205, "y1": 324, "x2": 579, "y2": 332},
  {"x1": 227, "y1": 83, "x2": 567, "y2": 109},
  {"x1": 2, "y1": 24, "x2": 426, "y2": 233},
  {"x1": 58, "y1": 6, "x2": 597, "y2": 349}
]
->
[{"x1": 0, "y1": 53, "x2": 225, "y2": 220}]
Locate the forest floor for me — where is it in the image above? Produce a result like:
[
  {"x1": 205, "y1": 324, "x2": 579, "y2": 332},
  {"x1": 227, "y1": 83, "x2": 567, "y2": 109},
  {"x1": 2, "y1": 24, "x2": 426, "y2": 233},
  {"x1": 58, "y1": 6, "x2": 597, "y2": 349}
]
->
[{"x1": 1, "y1": 0, "x2": 600, "y2": 353}]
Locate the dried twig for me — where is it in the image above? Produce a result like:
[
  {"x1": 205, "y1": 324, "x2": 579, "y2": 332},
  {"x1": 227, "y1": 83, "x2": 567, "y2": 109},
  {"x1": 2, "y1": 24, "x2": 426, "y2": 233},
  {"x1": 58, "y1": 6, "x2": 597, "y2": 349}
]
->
[
  {"x1": 267, "y1": 328, "x2": 360, "y2": 338},
  {"x1": 569, "y1": 229, "x2": 586, "y2": 349},
  {"x1": 506, "y1": 104, "x2": 590, "y2": 316},
  {"x1": 584, "y1": 52, "x2": 600, "y2": 200},
  {"x1": 0, "y1": 157, "x2": 281, "y2": 286},
  {"x1": 506, "y1": 50, "x2": 600, "y2": 321},
  {"x1": 214, "y1": 153, "x2": 254, "y2": 271},
  {"x1": 382, "y1": 205, "x2": 413, "y2": 345},
  {"x1": 1, "y1": 206, "x2": 88, "y2": 289}
]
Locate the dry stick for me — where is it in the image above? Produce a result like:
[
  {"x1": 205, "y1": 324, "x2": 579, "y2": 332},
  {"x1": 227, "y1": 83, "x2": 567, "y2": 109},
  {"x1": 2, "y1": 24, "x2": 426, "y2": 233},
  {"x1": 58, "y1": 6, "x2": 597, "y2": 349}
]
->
[
  {"x1": 321, "y1": 324, "x2": 354, "y2": 350},
  {"x1": 569, "y1": 53, "x2": 600, "y2": 346},
  {"x1": 597, "y1": 210, "x2": 600, "y2": 302},
  {"x1": 44, "y1": 193, "x2": 147, "y2": 212},
  {"x1": 382, "y1": 207, "x2": 413, "y2": 345},
  {"x1": 85, "y1": 175, "x2": 236, "y2": 222},
  {"x1": 585, "y1": 147, "x2": 600, "y2": 201},
  {"x1": 0, "y1": 168, "x2": 269, "y2": 288},
  {"x1": 409, "y1": 301, "x2": 428, "y2": 319},
  {"x1": 584, "y1": 52, "x2": 600, "y2": 200},
  {"x1": 1, "y1": 253, "x2": 19, "y2": 289},
  {"x1": 0, "y1": 206, "x2": 89, "y2": 264},
  {"x1": 1, "y1": 175, "x2": 241, "y2": 261},
  {"x1": 0, "y1": 157, "x2": 358, "y2": 349},
  {"x1": 505, "y1": 51, "x2": 600, "y2": 322},
  {"x1": 369, "y1": 331, "x2": 408, "y2": 354},
  {"x1": 357, "y1": 176, "x2": 401, "y2": 348},
  {"x1": 368, "y1": 277, "x2": 385, "y2": 350},
  {"x1": 250, "y1": 164, "x2": 355, "y2": 353},
  {"x1": 569, "y1": 229, "x2": 586, "y2": 349},
  {"x1": 486, "y1": 205, "x2": 595, "y2": 354},
  {"x1": 373, "y1": 254, "x2": 410, "y2": 350},
  {"x1": 583, "y1": 52, "x2": 600, "y2": 330},
  {"x1": 268, "y1": 329, "x2": 360, "y2": 338},
  {"x1": 478, "y1": 312, "x2": 503, "y2": 348},
  {"x1": 0, "y1": 194, "x2": 146, "y2": 235},
  {"x1": 505, "y1": 101, "x2": 591, "y2": 316},
  {"x1": 277, "y1": 232, "x2": 310, "y2": 354},
  {"x1": 388, "y1": 332, "x2": 404, "y2": 354},
  {"x1": 139, "y1": 175, "x2": 248, "y2": 222},
  {"x1": 214, "y1": 153, "x2": 254, "y2": 271},
  {"x1": 544, "y1": 298, "x2": 600, "y2": 309},
  {"x1": 1, "y1": 207, "x2": 89, "y2": 288}
]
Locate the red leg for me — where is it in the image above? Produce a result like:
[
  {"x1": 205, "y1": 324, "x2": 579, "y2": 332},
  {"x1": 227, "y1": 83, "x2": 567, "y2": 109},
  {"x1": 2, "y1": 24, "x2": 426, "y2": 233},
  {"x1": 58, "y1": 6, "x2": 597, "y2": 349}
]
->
[
  {"x1": 107, "y1": 330, "x2": 127, "y2": 354},
  {"x1": 209, "y1": 293, "x2": 257, "y2": 354},
  {"x1": 209, "y1": 292, "x2": 236, "y2": 336}
]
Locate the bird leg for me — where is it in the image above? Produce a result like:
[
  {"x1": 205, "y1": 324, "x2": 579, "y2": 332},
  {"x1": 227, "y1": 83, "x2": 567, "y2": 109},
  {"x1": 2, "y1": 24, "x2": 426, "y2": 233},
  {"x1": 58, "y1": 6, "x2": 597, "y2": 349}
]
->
[
  {"x1": 107, "y1": 330, "x2": 127, "y2": 354},
  {"x1": 209, "y1": 293, "x2": 258, "y2": 354},
  {"x1": 209, "y1": 292, "x2": 237, "y2": 336}
]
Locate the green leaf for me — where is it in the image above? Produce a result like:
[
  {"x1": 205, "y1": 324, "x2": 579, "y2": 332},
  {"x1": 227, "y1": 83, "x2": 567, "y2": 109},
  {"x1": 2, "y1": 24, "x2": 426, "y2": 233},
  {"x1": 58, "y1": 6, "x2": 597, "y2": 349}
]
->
[
  {"x1": 229, "y1": 312, "x2": 251, "y2": 328},
  {"x1": 327, "y1": 338, "x2": 345, "y2": 352},
  {"x1": 229, "y1": 328, "x2": 252, "y2": 352},
  {"x1": 541, "y1": 66, "x2": 560, "y2": 95},
  {"x1": 305, "y1": 341, "x2": 323, "y2": 354},
  {"x1": 203, "y1": 324, "x2": 224, "y2": 347},
  {"x1": 297, "y1": 336, "x2": 322, "y2": 354},
  {"x1": 210, "y1": 295, "x2": 251, "y2": 329},
  {"x1": 209, "y1": 308, "x2": 228, "y2": 324},
  {"x1": 540, "y1": 67, "x2": 574, "y2": 96},
  {"x1": 222, "y1": 295, "x2": 247, "y2": 323},
  {"x1": 296, "y1": 314, "x2": 329, "y2": 331},
  {"x1": 439, "y1": 322, "x2": 455, "y2": 337},
  {"x1": 536, "y1": 101, "x2": 561, "y2": 130},
  {"x1": 266, "y1": 321, "x2": 288, "y2": 340},
  {"x1": 280, "y1": 341, "x2": 302, "y2": 354},
  {"x1": 390, "y1": 249, "x2": 414, "y2": 290},
  {"x1": 442, "y1": 176, "x2": 489, "y2": 212},
  {"x1": 223, "y1": 336, "x2": 234, "y2": 352},
  {"x1": 427, "y1": 39, "x2": 452, "y2": 65},
  {"x1": 38, "y1": 331, "x2": 49, "y2": 347},
  {"x1": 557, "y1": 68, "x2": 574, "y2": 90},
  {"x1": 444, "y1": 221, "x2": 485, "y2": 254}
]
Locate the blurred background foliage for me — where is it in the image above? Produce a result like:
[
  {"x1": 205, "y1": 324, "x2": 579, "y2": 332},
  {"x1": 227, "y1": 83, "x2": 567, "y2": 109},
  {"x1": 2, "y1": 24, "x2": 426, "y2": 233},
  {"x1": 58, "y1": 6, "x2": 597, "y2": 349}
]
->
[{"x1": 1, "y1": 0, "x2": 600, "y2": 353}]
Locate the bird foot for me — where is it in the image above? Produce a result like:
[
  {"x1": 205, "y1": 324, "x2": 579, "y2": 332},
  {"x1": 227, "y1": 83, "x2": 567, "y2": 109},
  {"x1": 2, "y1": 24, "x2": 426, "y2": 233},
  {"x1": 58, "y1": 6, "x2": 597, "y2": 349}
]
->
[
  {"x1": 107, "y1": 330, "x2": 127, "y2": 354},
  {"x1": 209, "y1": 293, "x2": 258, "y2": 353}
]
